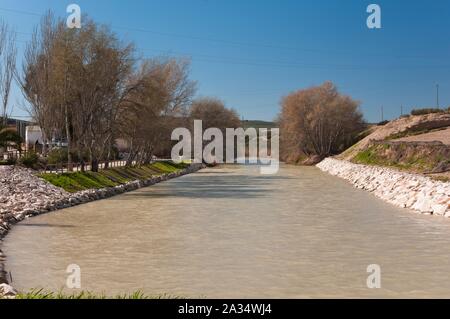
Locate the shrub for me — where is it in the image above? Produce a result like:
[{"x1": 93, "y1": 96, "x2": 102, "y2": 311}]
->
[
  {"x1": 279, "y1": 81, "x2": 366, "y2": 159},
  {"x1": 377, "y1": 120, "x2": 389, "y2": 126},
  {"x1": 0, "y1": 128, "x2": 23, "y2": 149},
  {"x1": 19, "y1": 151, "x2": 39, "y2": 168},
  {"x1": 411, "y1": 108, "x2": 444, "y2": 116},
  {"x1": 0, "y1": 157, "x2": 16, "y2": 165},
  {"x1": 46, "y1": 148, "x2": 68, "y2": 165}
]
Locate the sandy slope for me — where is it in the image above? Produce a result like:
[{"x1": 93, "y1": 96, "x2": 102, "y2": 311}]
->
[
  {"x1": 339, "y1": 113, "x2": 450, "y2": 160},
  {"x1": 394, "y1": 127, "x2": 450, "y2": 145}
]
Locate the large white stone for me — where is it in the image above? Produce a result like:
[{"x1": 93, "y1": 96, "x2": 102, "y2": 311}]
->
[
  {"x1": 432, "y1": 204, "x2": 448, "y2": 216},
  {"x1": 0, "y1": 283, "x2": 17, "y2": 297},
  {"x1": 317, "y1": 158, "x2": 450, "y2": 218}
]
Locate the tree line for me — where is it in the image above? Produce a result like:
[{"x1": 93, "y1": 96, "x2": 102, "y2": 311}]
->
[
  {"x1": 0, "y1": 19, "x2": 19, "y2": 150},
  {"x1": 1, "y1": 13, "x2": 238, "y2": 171},
  {"x1": 1, "y1": 12, "x2": 367, "y2": 170}
]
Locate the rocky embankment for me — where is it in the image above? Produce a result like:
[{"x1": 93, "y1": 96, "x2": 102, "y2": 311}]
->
[
  {"x1": 317, "y1": 158, "x2": 450, "y2": 217},
  {"x1": 0, "y1": 163, "x2": 203, "y2": 293}
]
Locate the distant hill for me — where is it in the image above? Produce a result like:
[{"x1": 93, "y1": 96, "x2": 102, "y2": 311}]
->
[{"x1": 241, "y1": 120, "x2": 276, "y2": 129}]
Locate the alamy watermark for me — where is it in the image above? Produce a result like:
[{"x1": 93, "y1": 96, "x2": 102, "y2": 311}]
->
[
  {"x1": 367, "y1": 4, "x2": 381, "y2": 29},
  {"x1": 67, "y1": 4, "x2": 81, "y2": 29},
  {"x1": 366, "y1": 264, "x2": 381, "y2": 289},
  {"x1": 171, "y1": 120, "x2": 280, "y2": 175},
  {"x1": 66, "y1": 264, "x2": 81, "y2": 289}
]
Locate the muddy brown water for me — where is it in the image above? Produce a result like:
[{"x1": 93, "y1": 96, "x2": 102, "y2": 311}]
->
[{"x1": 3, "y1": 165, "x2": 450, "y2": 298}]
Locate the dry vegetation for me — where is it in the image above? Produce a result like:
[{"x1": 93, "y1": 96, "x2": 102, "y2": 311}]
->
[
  {"x1": 7, "y1": 13, "x2": 242, "y2": 171},
  {"x1": 278, "y1": 81, "x2": 366, "y2": 164},
  {"x1": 190, "y1": 97, "x2": 241, "y2": 131},
  {"x1": 339, "y1": 113, "x2": 450, "y2": 161},
  {"x1": 17, "y1": 14, "x2": 198, "y2": 171}
]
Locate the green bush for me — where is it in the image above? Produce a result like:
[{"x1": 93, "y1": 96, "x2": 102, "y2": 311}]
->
[
  {"x1": 0, "y1": 157, "x2": 16, "y2": 165},
  {"x1": 0, "y1": 128, "x2": 23, "y2": 149},
  {"x1": 377, "y1": 120, "x2": 389, "y2": 126},
  {"x1": 411, "y1": 108, "x2": 444, "y2": 116},
  {"x1": 47, "y1": 148, "x2": 68, "y2": 164},
  {"x1": 19, "y1": 151, "x2": 39, "y2": 168}
]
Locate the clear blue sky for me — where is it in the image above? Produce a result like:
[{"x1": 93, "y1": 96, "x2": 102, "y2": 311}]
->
[{"x1": 1, "y1": 0, "x2": 449, "y2": 122}]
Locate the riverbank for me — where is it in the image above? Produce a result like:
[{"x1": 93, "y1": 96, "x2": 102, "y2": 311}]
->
[
  {"x1": 317, "y1": 158, "x2": 450, "y2": 217},
  {"x1": 0, "y1": 162, "x2": 203, "y2": 291}
]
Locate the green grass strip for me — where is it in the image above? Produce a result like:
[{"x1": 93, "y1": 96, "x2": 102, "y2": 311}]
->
[
  {"x1": 14, "y1": 288, "x2": 186, "y2": 299},
  {"x1": 40, "y1": 161, "x2": 187, "y2": 193}
]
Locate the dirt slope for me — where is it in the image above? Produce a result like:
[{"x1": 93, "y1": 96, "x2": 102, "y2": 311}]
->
[
  {"x1": 394, "y1": 127, "x2": 450, "y2": 145},
  {"x1": 339, "y1": 113, "x2": 450, "y2": 160}
]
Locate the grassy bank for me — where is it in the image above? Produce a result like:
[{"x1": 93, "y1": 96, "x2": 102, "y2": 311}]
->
[
  {"x1": 352, "y1": 142, "x2": 450, "y2": 174},
  {"x1": 11, "y1": 289, "x2": 185, "y2": 299},
  {"x1": 40, "y1": 161, "x2": 189, "y2": 193}
]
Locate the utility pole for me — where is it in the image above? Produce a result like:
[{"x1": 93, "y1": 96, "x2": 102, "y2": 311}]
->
[
  {"x1": 436, "y1": 84, "x2": 440, "y2": 109},
  {"x1": 400, "y1": 105, "x2": 403, "y2": 117},
  {"x1": 381, "y1": 106, "x2": 384, "y2": 122}
]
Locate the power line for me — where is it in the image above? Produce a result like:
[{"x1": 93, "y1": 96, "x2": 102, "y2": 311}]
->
[
  {"x1": 0, "y1": 6, "x2": 448, "y2": 61},
  {"x1": 436, "y1": 84, "x2": 440, "y2": 108},
  {"x1": 10, "y1": 30, "x2": 449, "y2": 70},
  {"x1": 0, "y1": 7, "x2": 42, "y2": 17},
  {"x1": 0, "y1": 30, "x2": 426, "y2": 70},
  {"x1": 142, "y1": 53, "x2": 450, "y2": 70},
  {"x1": 0, "y1": 7, "x2": 351, "y2": 55},
  {"x1": 8, "y1": 30, "x2": 450, "y2": 69}
]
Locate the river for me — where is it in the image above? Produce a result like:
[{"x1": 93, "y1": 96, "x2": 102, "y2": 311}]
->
[{"x1": 3, "y1": 164, "x2": 450, "y2": 298}]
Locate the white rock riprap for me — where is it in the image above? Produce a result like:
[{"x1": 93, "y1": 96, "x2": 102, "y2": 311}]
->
[
  {"x1": 317, "y1": 158, "x2": 450, "y2": 217},
  {"x1": 0, "y1": 165, "x2": 71, "y2": 238},
  {"x1": 0, "y1": 163, "x2": 203, "y2": 287},
  {"x1": 0, "y1": 283, "x2": 17, "y2": 298}
]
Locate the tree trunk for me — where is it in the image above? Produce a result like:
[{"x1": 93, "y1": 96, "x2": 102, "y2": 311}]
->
[
  {"x1": 65, "y1": 105, "x2": 73, "y2": 171},
  {"x1": 91, "y1": 157, "x2": 99, "y2": 172},
  {"x1": 126, "y1": 139, "x2": 136, "y2": 166},
  {"x1": 104, "y1": 139, "x2": 112, "y2": 169},
  {"x1": 77, "y1": 148, "x2": 85, "y2": 172}
]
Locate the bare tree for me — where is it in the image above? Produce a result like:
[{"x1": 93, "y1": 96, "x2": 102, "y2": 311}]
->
[
  {"x1": 119, "y1": 58, "x2": 196, "y2": 166},
  {"x1": 0, "y1": 20, "x2": 17, "y2": 126},
  {"x1": 18, "y1": 13, "x2": 197, "y2": 171},
  {"x1": 163, "y1": 59, "x2": 196, "y2": 116},
  {"x1": 279, "y1": 82, "x2": 366, "y2": 163},
  {"x1": 189, "y1": 97, "x2": 240, "y2": 130},
  {"x1": 19, "y1": 14, "x2": 135, "y2": 171},
  {"x1": 17, "y1": 13, "x2": 64, "y2": 155}
]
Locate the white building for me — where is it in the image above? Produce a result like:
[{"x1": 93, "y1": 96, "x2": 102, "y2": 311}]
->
[{"x1": 25, "y1": 126, "x2": 43, "y2": 150}]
